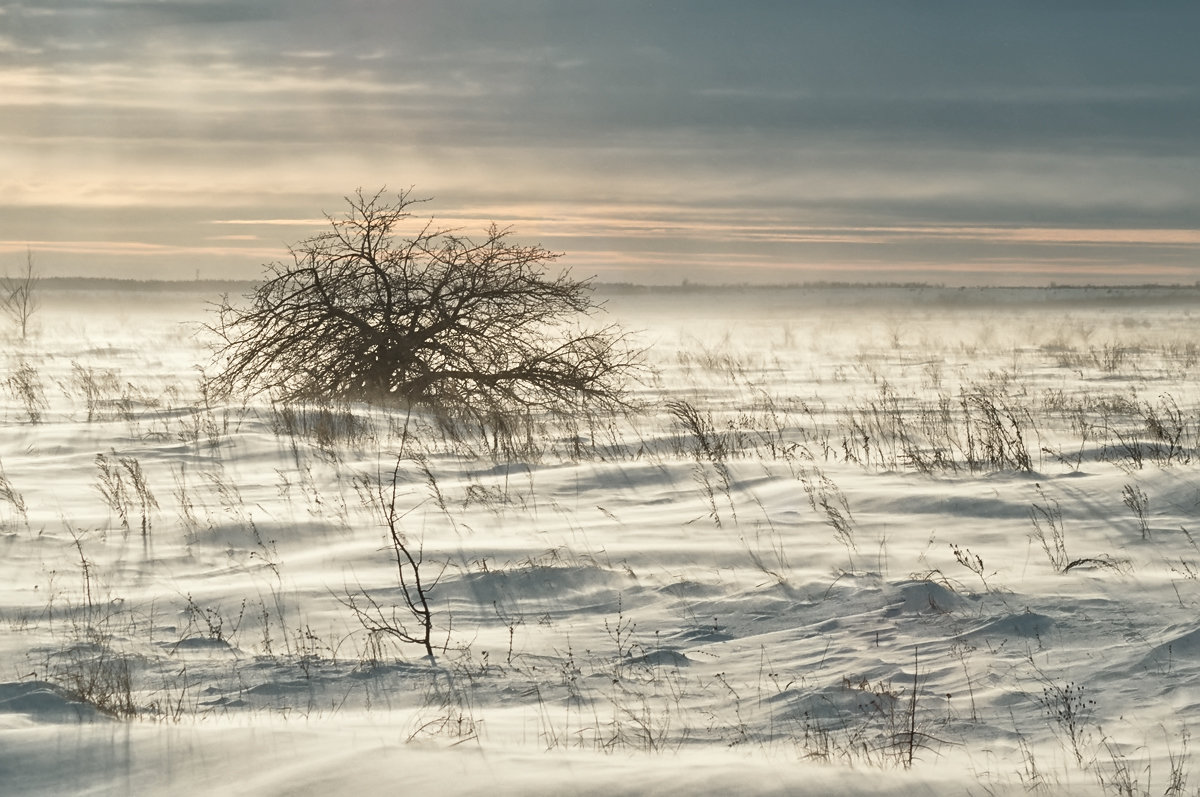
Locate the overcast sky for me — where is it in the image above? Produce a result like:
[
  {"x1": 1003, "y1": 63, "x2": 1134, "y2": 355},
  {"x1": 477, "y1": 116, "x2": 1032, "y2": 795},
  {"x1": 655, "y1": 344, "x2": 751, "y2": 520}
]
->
[{"x1": 2, "y1": 1, "x2": 1198, "y2": 284}]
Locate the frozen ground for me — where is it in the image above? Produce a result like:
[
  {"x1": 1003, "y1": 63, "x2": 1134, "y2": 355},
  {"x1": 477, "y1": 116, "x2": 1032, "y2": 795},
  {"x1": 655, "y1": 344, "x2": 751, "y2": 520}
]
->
[{"x1": 3, "y1": 282, "x2": 1200, "y2": 795}]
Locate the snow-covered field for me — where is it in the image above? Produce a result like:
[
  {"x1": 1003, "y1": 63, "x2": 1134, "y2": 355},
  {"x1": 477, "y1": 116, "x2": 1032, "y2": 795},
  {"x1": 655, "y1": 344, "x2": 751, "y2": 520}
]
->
[{"x1": 4, "y1": 282, "x2": 1200, "y2": 795}]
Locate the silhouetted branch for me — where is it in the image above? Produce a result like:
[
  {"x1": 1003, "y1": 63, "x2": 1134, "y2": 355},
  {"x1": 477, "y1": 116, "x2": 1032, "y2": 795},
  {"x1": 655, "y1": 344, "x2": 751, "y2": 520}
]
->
[{"x1": 207, "y1": 188, "x2": 643, "y2": 431}]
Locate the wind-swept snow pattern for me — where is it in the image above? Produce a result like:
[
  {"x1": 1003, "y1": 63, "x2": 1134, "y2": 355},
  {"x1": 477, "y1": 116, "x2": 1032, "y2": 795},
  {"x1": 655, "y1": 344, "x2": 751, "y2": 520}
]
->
[{"x1": 3, "y1": 283, "x2": 1200, "y2": 795}]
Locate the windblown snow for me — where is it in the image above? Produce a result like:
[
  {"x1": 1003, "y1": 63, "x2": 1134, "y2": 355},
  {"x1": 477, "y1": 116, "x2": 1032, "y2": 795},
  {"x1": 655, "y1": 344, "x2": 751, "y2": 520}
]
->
[{"x1": 2, "y1": 283, "x2": 1199, "y2": 796}]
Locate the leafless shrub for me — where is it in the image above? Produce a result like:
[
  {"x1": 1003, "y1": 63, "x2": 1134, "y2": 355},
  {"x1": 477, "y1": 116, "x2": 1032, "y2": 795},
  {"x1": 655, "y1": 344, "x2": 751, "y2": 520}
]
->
[
  {"x1": 407, "y1": 664, "x2": 480, "y2": 742},
  {"x1": 6, "y1": 359, "x2": 47, "y2": 423},
  {"x1": 1030, "y1": 484, "x2": 1123, "y2": 574},
  {"x1": 180, "y1": 594, "x2": 245, "y2": 645},
  {"x1": 801, "y1": 657, "x2": 942, "y2": 770},
  {"x1": 837, "y1": 379, "x2": 1037, "y2": 473},
  {"x1": 1122, "y1": 483, "x2": 1150, "y2": 540},
  {"x1": 1030, "y1": 484, "x2": 1069, "y2": 573},
  {"x1": 170, "y1": 463, "x2": 203, "y2": 539},
  {"x1": 1140, "y1": 393, "x2": 1190, "y2": 465},
  {"x1": 49, "y1": 629, "x2": 138, "y2": 719},
  {"x1": 45, "y1": 529, "x2": 140, "y2": 719},
  {"x1": 95, "y1": 453, "x2": 158, "y2": 537},
  {"x1": 796, "y1": 464, "x2": 856, "y2": 560},
  {"x1": 270, "y1": 400, "x2": 374, "y2": 455},
  {"x1": 122, "y1": 457, "x2": 158, "y2": 538},
  {"x1": 2, "y1": 248, "x2": 39, "y2": 341},
  {"x1": 1165, "y1": 729, "x2": 1191, "y2": 797},
  {"x1": 1106, "y1": 424, "x2": 1146, "y2": 471},
  {"x1": 1036, "y1": 679, "x2": 1096, "y2": 768},
  {"x1": 95, "y1": 453, "x2": 130, "y2": 533},
  {"x1": 69, "y1": 362, "x2": 121, "y2": 423},
  {"x1": 666, "y1": 399, "x2": 728, "y2": 462},
  {"x1": 950, "y1": 543, "x2": 991, "y2": 591},
  {"x1": 668, "y1": 399, "x2": 736, "y2": 527},
  {"x1": 674, "y1": 338, "x2": 750, "y2": 379},
  {"x1": 0, "y1": 456, "x2": 28, "y2": 530},
  {"x1": 345, "y1": 456, "x2": 446, "y2": 660},
  {"x1": 1095, "y1": 343, "x2": 1131, "y2": 374},
  {"x1": 961, "y1": 384, "x2": 1035, "y2": 472},
  {"x1": 207, "y1": 188, "x2": 643, "y2": 445}
]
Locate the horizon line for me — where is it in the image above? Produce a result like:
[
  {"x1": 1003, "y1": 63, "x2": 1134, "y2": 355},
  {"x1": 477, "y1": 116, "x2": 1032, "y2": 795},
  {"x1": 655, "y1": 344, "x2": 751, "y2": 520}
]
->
[{"x1": 33, "y1": 276, "x2": 1200, "y2": 292}]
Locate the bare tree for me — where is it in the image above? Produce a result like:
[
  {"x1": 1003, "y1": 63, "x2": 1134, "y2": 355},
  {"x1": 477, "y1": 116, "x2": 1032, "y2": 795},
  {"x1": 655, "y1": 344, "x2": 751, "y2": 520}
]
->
[
  {"x1": 207, "y1": 188, "x2": 641, "y2": 430},
  {"x1": 2, "y1": 248, "x2": 39, "y2": 341}
]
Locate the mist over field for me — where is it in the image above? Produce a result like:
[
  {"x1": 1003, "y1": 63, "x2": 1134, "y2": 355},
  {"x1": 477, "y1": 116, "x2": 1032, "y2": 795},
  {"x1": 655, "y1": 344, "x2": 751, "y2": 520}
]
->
[{"x1": 3, "y1": 281, "x2": 1200, "y2": 795}]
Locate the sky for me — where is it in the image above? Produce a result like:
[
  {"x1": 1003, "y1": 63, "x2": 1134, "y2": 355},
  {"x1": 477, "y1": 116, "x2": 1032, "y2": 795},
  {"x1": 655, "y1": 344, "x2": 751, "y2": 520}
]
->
[{"x1": 2, "y1": 1, "x2": 1199, "y2": 285}]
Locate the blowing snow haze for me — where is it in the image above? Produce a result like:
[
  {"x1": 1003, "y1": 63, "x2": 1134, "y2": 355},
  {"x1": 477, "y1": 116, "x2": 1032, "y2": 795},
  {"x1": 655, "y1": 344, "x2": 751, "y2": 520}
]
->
[{"x1": 2, "y1": 1, "x2": 1199, "y2": 285}]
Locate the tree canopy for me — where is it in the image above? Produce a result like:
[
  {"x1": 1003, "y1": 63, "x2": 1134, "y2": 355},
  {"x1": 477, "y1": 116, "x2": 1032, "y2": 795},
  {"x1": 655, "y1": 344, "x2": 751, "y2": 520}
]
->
[{"x1": 208, "y1": 188, "x2": 641, "y2": 425}]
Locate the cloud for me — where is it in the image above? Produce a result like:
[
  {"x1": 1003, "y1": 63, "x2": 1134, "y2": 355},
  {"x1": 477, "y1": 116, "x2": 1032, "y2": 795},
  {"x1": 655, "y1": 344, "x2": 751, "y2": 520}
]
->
[
  {"x1": 1, "y1": 1, "x2": 1198, "y2": 283},
  {"x1": 209, "y1": 219, "x2": 330, "y2": 226},
  {"x1": 0, "y1": 238, "x2": 282, "y2": 258}
]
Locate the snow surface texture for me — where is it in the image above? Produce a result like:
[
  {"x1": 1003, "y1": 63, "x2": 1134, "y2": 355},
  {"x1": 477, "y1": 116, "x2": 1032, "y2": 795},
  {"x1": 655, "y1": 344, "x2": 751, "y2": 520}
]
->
[{"x1": 2, "y1": 284, "x2": 1199, "y2": 796}]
